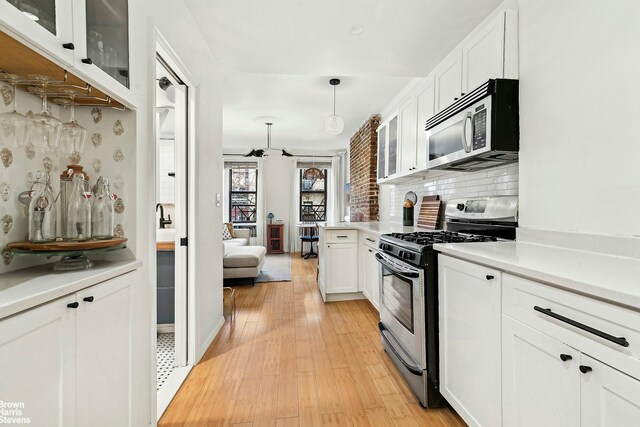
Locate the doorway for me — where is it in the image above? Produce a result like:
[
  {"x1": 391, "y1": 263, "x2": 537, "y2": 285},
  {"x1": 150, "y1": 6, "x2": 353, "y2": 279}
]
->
[{"x1": 154, "y1": 52, "x2": 190, "y2": 416}]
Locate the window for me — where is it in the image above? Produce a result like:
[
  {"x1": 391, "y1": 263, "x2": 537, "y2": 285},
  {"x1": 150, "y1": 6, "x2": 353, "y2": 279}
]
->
[
  {"x1": 299, "y1": 168, "x2": 327, "y2": 222},
  {"x1": 229, "y1": 168, "x2": 257, "y2": 223}
]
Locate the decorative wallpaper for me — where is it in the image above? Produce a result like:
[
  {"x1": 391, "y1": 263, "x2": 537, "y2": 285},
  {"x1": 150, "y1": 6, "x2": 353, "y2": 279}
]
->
[{"x1": 0, "y1": 85, "x2": 136, "y2": 274}]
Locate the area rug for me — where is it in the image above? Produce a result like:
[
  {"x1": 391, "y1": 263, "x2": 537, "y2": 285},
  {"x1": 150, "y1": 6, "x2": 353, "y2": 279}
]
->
[{"x1": 255, "y1": 254, "x2": 292, "y2": 283}]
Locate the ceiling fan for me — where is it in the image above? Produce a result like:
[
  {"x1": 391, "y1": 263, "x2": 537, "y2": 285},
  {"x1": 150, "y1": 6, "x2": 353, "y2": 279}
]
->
[{"x1": 244, "y1": 122, "x2": 294, "y2": 157}]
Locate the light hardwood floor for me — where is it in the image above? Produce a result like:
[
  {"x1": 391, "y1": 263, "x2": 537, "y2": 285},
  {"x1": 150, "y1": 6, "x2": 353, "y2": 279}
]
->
[{"x1": 159, "y1": 254, "x2": 466, "y2": 427}]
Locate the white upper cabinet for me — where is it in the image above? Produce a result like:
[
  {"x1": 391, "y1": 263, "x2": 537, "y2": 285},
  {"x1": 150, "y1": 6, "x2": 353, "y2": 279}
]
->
[
  {"x1": 72, "y1": 0, "x2": 132, "y2": 105},
  {"x1": 377, "y1": 122, "x2": 387, "y2": 180},
  {"x1": 434, "y1": 50, "x2": 463, "y2": 113},
  {"x1": 0, "y1": 0, "x2": 133, "y2": 106},
  {"x1": 399, "y1": 97, "x2": 417, "y2": 173},
  {"x1": 0, "y1": 0, "x2": 75, "y2": 66},
  {"x1": 377, "y1": 113, "x2": 400, "y2": 182},
  {"x1": 415, "y1": 75, "x2": 435, "y2": 170},
  {"x1": 462, "y1": 11, "x2": 506, "y2": 93}
]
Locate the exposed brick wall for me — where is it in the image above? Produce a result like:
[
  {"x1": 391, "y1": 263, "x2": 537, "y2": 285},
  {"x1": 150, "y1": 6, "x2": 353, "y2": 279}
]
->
[{"x1": 349, "y1": 114, "x2": 380, "y2": 222}]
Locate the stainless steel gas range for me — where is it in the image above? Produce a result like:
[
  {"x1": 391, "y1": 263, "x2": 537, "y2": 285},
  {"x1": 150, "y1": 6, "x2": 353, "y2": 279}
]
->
[{"x1": 376, "y1": 196, "x2": 518, "y2": 407}]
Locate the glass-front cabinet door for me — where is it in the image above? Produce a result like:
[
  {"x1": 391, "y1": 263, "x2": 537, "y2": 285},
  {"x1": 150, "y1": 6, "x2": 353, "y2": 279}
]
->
[
  {"x1": 388, "y1": 115, "x2": 398, "y2": 176},
  {"x1": 377, "y1": 123, "x2": 387, "y2": 180},
  {"x1": 0, "y1": 0, "x2": 74, "y2": 65},
  {"x1": 84, "y1": 0, "x2": 129, "y2": 87},
  {"x1": 73, "y1": 0, "x2": 132, "y2": 105}
]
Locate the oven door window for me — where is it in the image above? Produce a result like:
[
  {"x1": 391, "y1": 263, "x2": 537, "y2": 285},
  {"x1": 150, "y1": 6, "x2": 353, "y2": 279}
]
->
[
  {"x1": 428, "y1": 118, "x2": 465, "y2": 160},
  {"x1": 381, "y1": 265, "x2": 414, "y2": 334}
]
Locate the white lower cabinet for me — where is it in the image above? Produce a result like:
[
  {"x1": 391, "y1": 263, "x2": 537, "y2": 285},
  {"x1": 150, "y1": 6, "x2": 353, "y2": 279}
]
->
[
  {"x1": 502, "y1": 316, "x2": 580, "y2": 427},
  {"x1": 360, "y1": 245, "x2": 380, "y2": 309},
  {"x1": 0, "y1": 271, "x2": 136, "y2": 427},
  {"x1": 503, "y1": 315, "x2": 640, "y2": 427},
  {"x1": 76, "y1": 275, "x2": 133, "y2": 427},
  {"x1": 581, "y1": 354, "x2": 640, "y2": 427},
  {"x1": 325, "y1": 243, "x2": 358, "y2": 293},
  {"x1": 0, "y1": 294, "x2": 76, "y2": 426},
  {"x1": 438, "y1": 255, "x2": 502, "y2": 427}
]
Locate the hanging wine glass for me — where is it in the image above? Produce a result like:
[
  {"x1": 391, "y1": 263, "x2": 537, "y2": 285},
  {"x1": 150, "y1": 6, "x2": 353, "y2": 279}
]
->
[
  {"x1": 0, "y1": 73, "x2": 29, "y2": 147},
  {"x1": 55, "y1": 92, "x2": 88, "y2": 158},
  {"x1": 26, "y1": 75, "x2": 63, "y2": 153}
]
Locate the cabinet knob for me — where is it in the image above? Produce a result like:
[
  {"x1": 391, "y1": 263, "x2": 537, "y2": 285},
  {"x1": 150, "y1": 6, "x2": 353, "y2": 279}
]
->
[
  {"x1": 368, "y1": 249, "x2": 373, "y2": 253},
  {"x1": 83, "y1": 296, "x2": 94, "y2": 302},
  {"x1": 579, "y1": 365, "x2": 592, "y2": 374},
  {"x1": 486, "y1": 275, "x2": 494, "y2": 280},
  {"x1": 454, "y1": 97, "x2": 459, "y2": 101},
  {"x1": 461, "y1": 92, "x2": 466, "y2": 96},
  {"x1": 67, "y1": 302, "x2": 79, "y2": 309},
  {"x1": 559, "y1": 354, "x2": 572, "y2": 362},
  {"x1": 62, "y1": 42, "x2": 75, "y2": 50},
  {"x1": 82, "y1": 58, "x2": 93, "y2": 65}
]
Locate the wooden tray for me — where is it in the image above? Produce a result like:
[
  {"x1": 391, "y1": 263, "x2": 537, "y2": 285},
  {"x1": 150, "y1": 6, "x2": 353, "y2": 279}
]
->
[
  {"x1": 417, "y1": 196, "x2": 442, "y2": 230},
  {"x1": 8, "y1": 238, "x2": 127, "y2": 252}
]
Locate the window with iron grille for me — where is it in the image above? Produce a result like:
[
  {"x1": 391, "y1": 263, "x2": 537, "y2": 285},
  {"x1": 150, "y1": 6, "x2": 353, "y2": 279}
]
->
[
  {"x1": 229, "y1": 168, "x2": 257, "y2": 223},
  {"x1": 299, "y1": 168, "x2": 327, "y2": 222}
]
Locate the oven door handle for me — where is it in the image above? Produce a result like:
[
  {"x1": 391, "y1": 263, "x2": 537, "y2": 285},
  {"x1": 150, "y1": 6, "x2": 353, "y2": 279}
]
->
[
  {"x1": 378, "y1": 323, "x2": 423, "y2": 376},
  {"x1": 375, "y1": 253, "x2": 419, "y2": 279}
]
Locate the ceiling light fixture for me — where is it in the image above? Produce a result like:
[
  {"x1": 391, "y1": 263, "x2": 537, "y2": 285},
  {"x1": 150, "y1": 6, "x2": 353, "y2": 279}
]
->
[
  {"x1": 244, "y1": 122, "x2": 294, "y2": 158},
  {"x1": 324, "y1": 78, "x2": 344, "y2": 136}
]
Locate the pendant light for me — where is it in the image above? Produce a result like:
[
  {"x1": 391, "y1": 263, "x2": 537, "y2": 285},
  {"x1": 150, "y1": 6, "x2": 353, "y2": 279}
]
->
[
  {"x1": 324, "y1": 78, "x2": 344, "y2": 135},
  {"x1": 244, "y1": 122, "x2": 295, "y2": 157}
]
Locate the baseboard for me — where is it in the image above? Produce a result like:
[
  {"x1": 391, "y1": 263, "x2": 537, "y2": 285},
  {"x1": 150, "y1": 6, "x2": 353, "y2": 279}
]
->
[
  {"x1": 325, "y1": 291, "x2": 367, "y2": 302},
  {"x1": 197, "y1": 316, "x2": 225, "y2": 362},
  {"x1": 156, "y1": 324, "x2": 175, "y2": 334}
]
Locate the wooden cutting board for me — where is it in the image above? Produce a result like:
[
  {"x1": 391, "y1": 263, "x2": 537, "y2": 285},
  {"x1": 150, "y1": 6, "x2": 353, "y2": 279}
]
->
[{"x1": 417, "y1": 196, "x2": 442, "y2": 229}]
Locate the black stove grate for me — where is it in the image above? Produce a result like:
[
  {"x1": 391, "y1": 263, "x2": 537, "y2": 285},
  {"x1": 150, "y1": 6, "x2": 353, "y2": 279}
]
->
[{"x1": 388, "y1": 231, "x2": 497, "y2": 246}]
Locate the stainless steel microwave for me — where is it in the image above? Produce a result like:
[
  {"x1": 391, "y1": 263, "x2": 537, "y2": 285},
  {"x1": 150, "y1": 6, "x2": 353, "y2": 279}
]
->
[{"x1": 425, "y1": 79, "x2": 519, "y2": 171}]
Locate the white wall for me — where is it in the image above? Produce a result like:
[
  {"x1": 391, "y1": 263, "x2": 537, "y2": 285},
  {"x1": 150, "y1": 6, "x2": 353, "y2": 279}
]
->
[
  {"x1": 262, "y1": 155, "x2": 295, "y2": 252},
  {"x1": 517, "y1": 0, "x2": 640, "y2": 237},
  {"x1": 127, "y1": 1, "x2": 225, "y2": 424}
]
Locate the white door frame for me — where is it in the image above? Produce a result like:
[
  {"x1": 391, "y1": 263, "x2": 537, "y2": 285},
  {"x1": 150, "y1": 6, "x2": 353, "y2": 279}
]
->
[{"x1": 153, "y1": 29, "x2": 198, "y2": 417}]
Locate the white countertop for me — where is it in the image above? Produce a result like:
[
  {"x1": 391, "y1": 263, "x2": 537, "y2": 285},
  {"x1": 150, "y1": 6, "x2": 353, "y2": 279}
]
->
[
  {"x1": 0, "y1": 259, "x2": 142, "y2": 320},
  {"x1": 434, "y1": 241, "x2": 640, "y2": 310},
  {"x1": 319, "y1": 221, "x2": 440, "y2": 235}
]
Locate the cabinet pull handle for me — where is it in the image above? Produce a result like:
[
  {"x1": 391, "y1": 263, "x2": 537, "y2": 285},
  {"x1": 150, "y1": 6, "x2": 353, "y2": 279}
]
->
[
  {"x1": 82, "y1": 57, "x2": 93, "y2": 64},
  {"x1": 337, "y1": 235, "x2": 348, "y2": 238},
  {"x1": 365, "y1": 238, "x2": 375, "y2": 242},
  {"x1": 559, "y1": 354, "x2": 572, "y2": 362},
  {"x1": 534, "y1": 306, "x2": 629, "y2": 347},
  {"x1": 62, "y1": 42, "x2": 75, "y2": 50},
  {"x1": 454, "y1": 97, "x2": 459, "y2": 101},
  {"x1": 368, "y1": 249, "x2": 373, "y2": 253},
  {"x1": 579, "y1": 365, "x2": 592, "y2": 374},
  {"x1": 67, "y1": 302, "x2": 79, "y2": 309},
  {"x1": 83, "y1": 296, "x2": 94, "y2": 302},
  {"x1": 486, "y1": 275, "x2": 494, "y2": 280}
]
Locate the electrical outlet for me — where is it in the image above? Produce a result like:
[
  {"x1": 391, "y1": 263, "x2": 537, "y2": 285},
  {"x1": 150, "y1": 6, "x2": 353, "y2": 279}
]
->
[{"x1": 216, "y1": 193, "x2": 221, "y2": 207}]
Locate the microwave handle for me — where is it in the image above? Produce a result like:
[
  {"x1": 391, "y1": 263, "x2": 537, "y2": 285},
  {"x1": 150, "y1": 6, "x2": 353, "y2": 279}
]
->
[{"x1": 462, "y1": 111, "x2": 473, "y2": 153}]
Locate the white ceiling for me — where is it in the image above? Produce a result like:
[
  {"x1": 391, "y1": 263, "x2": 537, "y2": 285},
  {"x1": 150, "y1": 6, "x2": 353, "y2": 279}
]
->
[{"x1": 183, "y1": 0, "x2": 505, "y2": 152}]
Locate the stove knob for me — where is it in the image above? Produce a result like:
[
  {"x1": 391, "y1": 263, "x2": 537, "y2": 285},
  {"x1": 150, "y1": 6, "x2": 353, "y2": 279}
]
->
[
  {"x1": 456, "y1": 203, "x2": 465, "y2": 211},
  {"x1": 398, "y1": 250, "x2": 406, "y2": 258}
]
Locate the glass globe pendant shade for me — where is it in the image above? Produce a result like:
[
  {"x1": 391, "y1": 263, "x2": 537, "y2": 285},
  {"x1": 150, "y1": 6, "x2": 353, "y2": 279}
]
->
[{"x1": 324, "y1": 114, "x2": 344, "y2": 135}]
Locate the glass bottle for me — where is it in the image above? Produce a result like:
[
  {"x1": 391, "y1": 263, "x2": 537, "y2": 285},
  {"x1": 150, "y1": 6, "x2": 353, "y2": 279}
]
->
[
  {"x1": 67, "y1": 174, "x2": 92, "y2": 241},
  {"x1": 92, "y1": 176, "x2": 114, "y2": 239},
  {"x1": 28, "y1": 171, "x2": 56, "y2": 243}
]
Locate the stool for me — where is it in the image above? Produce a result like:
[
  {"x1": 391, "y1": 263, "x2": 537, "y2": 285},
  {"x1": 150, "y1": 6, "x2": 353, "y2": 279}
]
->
[{"x1": 300, "y1": 235, "x2": 319, "y2": 259}]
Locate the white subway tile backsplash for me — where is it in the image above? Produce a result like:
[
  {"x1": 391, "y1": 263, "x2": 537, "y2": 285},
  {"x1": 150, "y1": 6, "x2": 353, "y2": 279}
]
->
[{"x1": 378, "y1": 163, "x2": 519, "y2": 224}]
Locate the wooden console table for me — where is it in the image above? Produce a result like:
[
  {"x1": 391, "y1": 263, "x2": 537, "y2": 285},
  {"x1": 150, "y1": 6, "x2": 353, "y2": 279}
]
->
[{"x1": 267, "y1": 224, "x2": 284, "y2": 254}]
